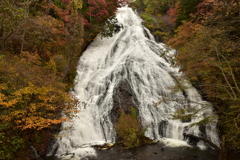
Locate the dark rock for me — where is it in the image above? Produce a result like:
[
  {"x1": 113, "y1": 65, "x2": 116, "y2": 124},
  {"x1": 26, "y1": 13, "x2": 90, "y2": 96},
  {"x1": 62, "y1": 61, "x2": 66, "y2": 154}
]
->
[
  {"x1": 159, "y1": 121, "x2": 168, "y2": 137},
  {"x1": 199, "y1": 124, "x2": 206, "y2": 135},
  {"x1": 111, "y1": 80, "x2": 138, "y2": 125}
]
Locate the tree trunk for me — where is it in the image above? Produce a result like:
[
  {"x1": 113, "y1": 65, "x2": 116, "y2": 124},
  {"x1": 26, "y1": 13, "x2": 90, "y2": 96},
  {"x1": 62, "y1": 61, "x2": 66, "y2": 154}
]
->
[
  {"x1": 183, "y1": 133, "x2": 227, "y2": 160},
  {"x1": 183, "y1": 133, "x2": 221, "y2": 151},
  {"x1": 218, "y1": 135, "x2": 227, "y2": 160}
]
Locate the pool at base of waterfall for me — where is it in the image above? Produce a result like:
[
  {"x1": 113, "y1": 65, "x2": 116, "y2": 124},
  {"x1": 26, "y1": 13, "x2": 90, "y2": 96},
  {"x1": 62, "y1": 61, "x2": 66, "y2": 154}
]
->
[
  {"x1": 38, "y1": 142, "x2": 218, "y2": 160},
  {"x1": 95, "y1": 143, "x2": 218, "y2": 160}
]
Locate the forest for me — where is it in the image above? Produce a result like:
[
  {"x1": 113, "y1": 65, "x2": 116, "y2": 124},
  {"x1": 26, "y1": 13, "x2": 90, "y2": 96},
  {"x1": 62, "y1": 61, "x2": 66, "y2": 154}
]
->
[
  {"x1": 0, "y1": 0, "x2": 122, "y2": 159},
  {"x1": 0, "y1": 0, "x2": 239, "y2": 159}
]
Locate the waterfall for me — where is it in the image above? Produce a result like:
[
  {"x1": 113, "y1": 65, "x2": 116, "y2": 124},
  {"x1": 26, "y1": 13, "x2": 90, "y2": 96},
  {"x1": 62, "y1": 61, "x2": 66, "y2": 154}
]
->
[{"x1": 48, "y1": 6, "x2": 219, "y2": 159}]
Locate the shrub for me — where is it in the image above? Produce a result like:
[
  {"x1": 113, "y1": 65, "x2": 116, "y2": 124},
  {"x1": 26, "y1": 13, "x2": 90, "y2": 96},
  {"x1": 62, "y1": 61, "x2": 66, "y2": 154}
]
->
[{"x1": 115, "y1": 107, "x2": 152, "y2": 149}]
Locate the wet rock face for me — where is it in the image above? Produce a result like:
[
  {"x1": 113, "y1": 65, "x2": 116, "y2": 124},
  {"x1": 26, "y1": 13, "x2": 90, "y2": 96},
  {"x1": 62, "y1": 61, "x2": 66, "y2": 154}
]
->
[{"x1": 111, "y1": 80, "x2": 138, "y2": 124}]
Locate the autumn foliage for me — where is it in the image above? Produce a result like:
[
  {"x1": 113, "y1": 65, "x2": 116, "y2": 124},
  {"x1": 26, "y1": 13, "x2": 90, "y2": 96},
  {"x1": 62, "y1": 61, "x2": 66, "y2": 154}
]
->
[
  {"x1": 0, "y1": 51, "x2": 77, "y2": 130},
  {"x1": 167, "y1": 2, "x2": 179, "y2": 25},
  {"x1": 167, "y1": 0, "x2": 240, "y2": 153},
  {"x1": 0, "y1": 51, "x2": 79, "y2": 159},
  {"x1": 0, "y1": 0, "x2": 120, "y2": 159}
]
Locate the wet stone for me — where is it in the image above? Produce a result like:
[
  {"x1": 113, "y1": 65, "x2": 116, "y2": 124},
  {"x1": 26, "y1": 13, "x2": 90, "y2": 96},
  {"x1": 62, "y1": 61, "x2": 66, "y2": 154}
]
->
[{"x1": 111, "y1": 80, "x2": 138, "y2": 125}]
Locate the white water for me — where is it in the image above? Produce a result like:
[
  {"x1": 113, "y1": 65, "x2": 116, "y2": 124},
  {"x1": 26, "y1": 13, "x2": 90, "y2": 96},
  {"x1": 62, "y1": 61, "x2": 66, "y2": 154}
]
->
[{"x1": 48, "y1": 7, "x2": 219, "y2": 159}]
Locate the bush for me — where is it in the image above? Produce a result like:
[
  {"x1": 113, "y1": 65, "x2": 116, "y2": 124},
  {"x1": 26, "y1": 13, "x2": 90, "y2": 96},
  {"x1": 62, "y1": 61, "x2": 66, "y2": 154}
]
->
[{"x1": 115, "y1": 107, "x2": 152, "y2": 149}]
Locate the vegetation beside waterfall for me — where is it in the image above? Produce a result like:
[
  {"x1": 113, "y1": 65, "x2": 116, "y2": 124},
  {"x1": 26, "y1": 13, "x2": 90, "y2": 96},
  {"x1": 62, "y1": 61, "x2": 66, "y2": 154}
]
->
[
  {"x1": 130, "y1": 0, "x2": 240, "y2": 158},
  {"x1": 116, "y1": 107, "x2": 153, "y2": 149},
  {"x1": 0, "y1": 0, "x2": 127, "y2": 159}
]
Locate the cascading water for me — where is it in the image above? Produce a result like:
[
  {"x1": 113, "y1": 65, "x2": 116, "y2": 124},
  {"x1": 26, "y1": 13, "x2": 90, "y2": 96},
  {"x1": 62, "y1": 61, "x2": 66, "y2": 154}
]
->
[{"x1": 48, "y1": 6, "x2": 219, "y2": 159}]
